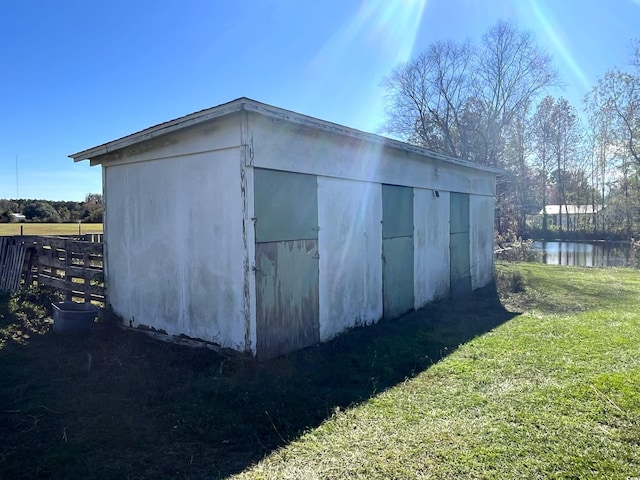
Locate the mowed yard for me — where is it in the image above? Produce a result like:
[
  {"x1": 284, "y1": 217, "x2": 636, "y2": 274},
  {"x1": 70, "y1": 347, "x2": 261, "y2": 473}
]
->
[
  {"x1": 0, "y1": 263, "x2": 639, "y2": 479},
  {"x1": 0, "y1": 223, "x2": 103, "y2": 236}
]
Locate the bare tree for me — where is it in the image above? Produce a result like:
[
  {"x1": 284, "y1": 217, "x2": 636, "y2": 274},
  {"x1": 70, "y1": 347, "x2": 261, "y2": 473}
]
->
[
  {"x1": 382, "y1": 20, "x2": 559, "y2": 168},
  {"x1": 474, "y1": 21, "x2": 559, "y2": 166},
  {"x1": 586, "y1": 55, "x2": 640, "y2": 236},
  {"x1": 586, "y1": 70, "x2": 640, "y2": 167},
  {"x1": 552, "y1": 98, "x2": 582, "y2": 232},
  {"x1": 382, "y1": 39, "x2": 474, "y2": 158},
  {"x1": 618, "y1": 151, "x2": 635, "y2": 235},
  {"x1": 586, "y1": 115, "x2": 616, "y2": 235},
  {"x1": 532, "y1": 96, "x2": 555, "y2": 233},
  {"x1": 501, "y1": 98, "x2": 534, "y2": 232}
]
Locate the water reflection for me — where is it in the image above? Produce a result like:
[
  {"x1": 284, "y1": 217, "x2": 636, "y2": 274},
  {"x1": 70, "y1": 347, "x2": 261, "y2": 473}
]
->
[{"x1": 531, "y1": 241, "x2": 636, "y2": 268}]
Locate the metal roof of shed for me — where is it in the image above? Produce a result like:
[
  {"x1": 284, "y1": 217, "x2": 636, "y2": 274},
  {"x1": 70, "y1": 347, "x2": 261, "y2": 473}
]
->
[{"x1": 69, "y1": 97, "x2": 504, "y2": 175}]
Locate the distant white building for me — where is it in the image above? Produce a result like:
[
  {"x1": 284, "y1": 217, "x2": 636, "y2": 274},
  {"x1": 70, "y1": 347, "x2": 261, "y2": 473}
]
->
[
  {"x1": 10, "y1": 213, "x2": 26, "y2": 222},
  {"x1": 535, "y1": 204, "x2": 602, "y2": 229}
]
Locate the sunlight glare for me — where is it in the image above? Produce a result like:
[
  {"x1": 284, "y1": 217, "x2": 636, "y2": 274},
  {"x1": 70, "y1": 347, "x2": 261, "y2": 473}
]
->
[
  {"x1": 310, "y1": 0, "x2": 428, "y2": 69},
  {"x1": 309, "y1": 0, "x2": 428, "y2": 149},
  {"x1": 528, "y1": 0, "x2": 591, "y2": 92},
  {"x1": 302, "y1": 1, "x2": 428, "y2": 262}
]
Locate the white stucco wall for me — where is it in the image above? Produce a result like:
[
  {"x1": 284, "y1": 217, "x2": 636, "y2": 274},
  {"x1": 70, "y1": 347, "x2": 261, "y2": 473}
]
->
[
  {"x1": 414, "y1": 189, "x2": 451, "y2": 308},
  {"x1": 470, "y1": 194, "x2": 495, "y2": 290},
  {"x1": 104, "y1": 149, "x2": 247, "y2": 350},
  {"x1": 317, "y1": 177, "x2": 383, "y2": 341},
  {"x1": 247, "y1": 113, "x2": 496, "y2": 197}
]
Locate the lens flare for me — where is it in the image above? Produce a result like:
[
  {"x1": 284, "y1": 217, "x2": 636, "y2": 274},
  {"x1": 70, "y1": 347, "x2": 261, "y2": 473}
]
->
[{"x1": 528, "y1": 0, "x2": 591, "y2": 91}]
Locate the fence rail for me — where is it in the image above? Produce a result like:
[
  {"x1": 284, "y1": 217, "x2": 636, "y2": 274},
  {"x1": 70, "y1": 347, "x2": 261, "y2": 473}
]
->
[{"x1": 0, "y1": 235, "x2": 104, "y2": 303}]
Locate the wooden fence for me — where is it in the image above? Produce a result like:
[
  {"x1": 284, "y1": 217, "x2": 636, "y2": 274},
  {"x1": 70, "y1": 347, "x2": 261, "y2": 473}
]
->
[{"x1": 0, "y1": 235, "x2": 105, "y2": 304}]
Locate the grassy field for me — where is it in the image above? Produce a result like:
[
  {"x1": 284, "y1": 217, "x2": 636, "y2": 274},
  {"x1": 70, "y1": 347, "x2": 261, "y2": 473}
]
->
[
  {"x1": 0, "y1": 223, "x2": 103, "y2": 236},
  {"x1": 0, "y1": 263, "x2": 639, "y2": 479}
]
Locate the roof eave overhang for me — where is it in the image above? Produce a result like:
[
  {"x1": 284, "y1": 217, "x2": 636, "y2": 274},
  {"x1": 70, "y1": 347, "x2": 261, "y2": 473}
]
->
[
  {"x1": 69, "y1": 98, "x2": 248, "y2": 163},
  {"x1": 69, "y1": 97, "x2": 505, "y2": 176}
]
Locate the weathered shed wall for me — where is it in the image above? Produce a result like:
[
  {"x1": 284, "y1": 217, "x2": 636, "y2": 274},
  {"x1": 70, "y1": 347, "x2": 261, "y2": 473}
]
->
[
  {"x1": 246, "y1": 113, "x2": 496, "y2": 196},
  {"x1": 244, "y1": 111, "x2": 496, "y2": 347},
  {"x1": 91, "y1": 113, "x2": 243, "y2": 167},
  {"x1": 317, "y1": 176, "x2": 383, "y2": 341},
  {"x1": 414, "y1": 188, "x2": 451, "y2": 307},
  {"x1": 103, "y1": 118, "x2": 247, "y2": 351},
  {"x1": 470, "y1": 194, "x2": 495, "y2": 290}
]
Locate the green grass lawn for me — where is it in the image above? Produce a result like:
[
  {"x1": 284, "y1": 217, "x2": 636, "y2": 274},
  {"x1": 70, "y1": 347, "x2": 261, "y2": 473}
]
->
[
  {"x1": 0, "y1": 223, "x2": 103, "y2": 236},
  {"x1": 0, "y1": 263, "x2": 639, "y2": 479}
]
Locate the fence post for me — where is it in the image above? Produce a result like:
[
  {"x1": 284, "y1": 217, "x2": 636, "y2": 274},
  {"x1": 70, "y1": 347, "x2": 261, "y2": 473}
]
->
[
  {"x1": 64, "y1": 239, "x2": 72, "y2": 301},
  {"x1": 83, "y1": 250, "x2": 92, "y2": 303},
  {"x1": 23, "y1": 246, "x2": 37, "y2": 286}
]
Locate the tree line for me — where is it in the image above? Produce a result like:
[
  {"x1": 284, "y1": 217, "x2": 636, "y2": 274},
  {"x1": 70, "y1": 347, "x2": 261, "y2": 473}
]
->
[
  {"x1": 382, "y1": 20, "x2": 640, "y2": 240},
  {"x1": 0, "y1": 194, "x2": 103, "y2": 223}
]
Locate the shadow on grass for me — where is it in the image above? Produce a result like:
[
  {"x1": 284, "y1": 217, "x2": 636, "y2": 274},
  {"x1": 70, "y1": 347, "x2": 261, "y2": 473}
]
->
[{"x1": 0, "y1": 285, "x2": 517, "y2": 479}]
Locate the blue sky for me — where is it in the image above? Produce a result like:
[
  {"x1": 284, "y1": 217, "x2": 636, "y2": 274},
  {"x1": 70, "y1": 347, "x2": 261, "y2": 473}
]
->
[{"x1": 1, "y1": 0, "x2": 639, "y2": 201}]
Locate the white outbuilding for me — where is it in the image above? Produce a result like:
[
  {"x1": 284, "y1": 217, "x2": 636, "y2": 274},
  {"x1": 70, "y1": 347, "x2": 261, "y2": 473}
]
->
[{"x1": 71, "y1": 98, "x2": 501, "y2": 359}]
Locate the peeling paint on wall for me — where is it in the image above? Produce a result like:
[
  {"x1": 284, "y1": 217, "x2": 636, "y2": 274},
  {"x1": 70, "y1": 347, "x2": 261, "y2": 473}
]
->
[
  {"x1": 254, "y1": 169, "x2": 320, "y2": 359},
  {"x1": 255, "y1": 240, "x2": 320, "y2": 360}
]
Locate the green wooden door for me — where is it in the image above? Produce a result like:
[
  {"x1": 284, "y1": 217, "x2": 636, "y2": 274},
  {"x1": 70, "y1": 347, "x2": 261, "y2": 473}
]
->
[
  {"x1": 450, "y1": 192, "x2": 471, "y2": 295},
  {"x1": 382, "y1": 184, "x2": 414, "y2": 319},
  {"x1": 254, "y1": 169, "x2": 320, "y2": 359}
]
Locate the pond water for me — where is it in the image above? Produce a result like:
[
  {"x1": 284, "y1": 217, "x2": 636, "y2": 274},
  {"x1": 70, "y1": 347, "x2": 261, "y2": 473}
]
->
[{"x1": 531, "y1": 241, "x2": 637, "y2": 268}]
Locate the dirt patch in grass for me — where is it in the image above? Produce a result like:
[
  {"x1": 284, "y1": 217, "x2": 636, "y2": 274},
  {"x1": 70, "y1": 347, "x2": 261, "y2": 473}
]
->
[{"x1": 0, "y1": 284, "x2": 515, "y2": 479}]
